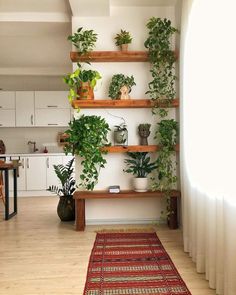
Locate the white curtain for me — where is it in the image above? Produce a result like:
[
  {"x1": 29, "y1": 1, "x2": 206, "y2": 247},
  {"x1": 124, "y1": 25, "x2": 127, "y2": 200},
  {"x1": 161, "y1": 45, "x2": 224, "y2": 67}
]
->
[{"x1": 180, "y1": 0, "x2": 236, "y2": 294}]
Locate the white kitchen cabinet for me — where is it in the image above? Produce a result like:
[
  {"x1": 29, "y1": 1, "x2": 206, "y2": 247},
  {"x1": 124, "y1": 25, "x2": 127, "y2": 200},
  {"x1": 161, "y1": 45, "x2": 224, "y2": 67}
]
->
[
  {"x1": 7, "y1": 156, "x2": 27, "y2": 191},
  {"x1": 0, "y1": 110, "x2": 15, "y2": 127},
  {"x1": 35, "y1": 91, "x2": 68, "y2": 109},
  {"x1": 35, "y1": 109, "x2": 71, "y2": 127},
  {"x1": 26, "y1": 156, "x2": 47, "y2": 190},
  {"x1": 15, "y1": 91, "x2": 35, "y2": 127},
  {"x1": 0, "y1": 91, "x2": 15, "y2": 109},
  {"x1": 46, "y1": 156, "x2": 63, "y2": 188}
]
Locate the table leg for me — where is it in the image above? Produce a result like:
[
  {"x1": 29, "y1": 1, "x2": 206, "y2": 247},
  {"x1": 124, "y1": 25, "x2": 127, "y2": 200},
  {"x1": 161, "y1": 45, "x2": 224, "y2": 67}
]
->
[
  {"x1": 4, "y1": 170, "x2": 9, "y2": 220},
  {"x1": 13, "y1": 168, "x2": 17, "y2": 214},
  {"x1": 75, "y1": 199, "x2": 85, "y2": 231}
]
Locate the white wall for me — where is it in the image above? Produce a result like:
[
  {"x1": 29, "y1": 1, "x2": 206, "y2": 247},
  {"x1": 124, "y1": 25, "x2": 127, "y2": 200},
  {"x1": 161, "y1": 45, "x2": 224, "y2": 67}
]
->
[{"x1": 73, "y1": 5, "x2": 177, "y2": 224}]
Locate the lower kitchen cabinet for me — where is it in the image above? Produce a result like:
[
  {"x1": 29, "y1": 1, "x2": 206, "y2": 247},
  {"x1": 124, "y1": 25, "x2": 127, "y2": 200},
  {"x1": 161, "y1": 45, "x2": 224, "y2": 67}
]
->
[{"x1": 7, "y1": 155, "x2": 73, "y2": 195}]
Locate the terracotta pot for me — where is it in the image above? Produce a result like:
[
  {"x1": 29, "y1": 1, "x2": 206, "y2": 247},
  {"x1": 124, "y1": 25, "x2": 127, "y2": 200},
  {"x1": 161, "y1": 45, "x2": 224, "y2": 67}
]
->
[
  {"x1": 57, "y1": 196, "x2": 75, "y2": 221},
  {"x1": 77, "y1": 82, "x2": 94, "y2": 100},
  {"x1": 120, "y1": 44, "x2": 128, "y2": 51}
]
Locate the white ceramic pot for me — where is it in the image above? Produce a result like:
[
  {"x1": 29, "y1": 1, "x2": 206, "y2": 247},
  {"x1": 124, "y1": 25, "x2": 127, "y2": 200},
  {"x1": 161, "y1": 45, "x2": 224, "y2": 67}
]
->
[{"x1": 132, "y1": 177, "x2": 148, "y2": 192}]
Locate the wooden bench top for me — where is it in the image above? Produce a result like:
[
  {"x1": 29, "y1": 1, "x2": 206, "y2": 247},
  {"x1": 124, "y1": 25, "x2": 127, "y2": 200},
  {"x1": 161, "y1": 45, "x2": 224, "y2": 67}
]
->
[{"x1": 73, "y1": 190, "x2": 181, "y2": 200}]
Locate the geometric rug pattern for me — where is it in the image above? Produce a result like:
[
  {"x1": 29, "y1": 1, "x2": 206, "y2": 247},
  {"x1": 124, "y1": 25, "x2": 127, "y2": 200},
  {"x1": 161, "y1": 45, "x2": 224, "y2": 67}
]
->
[{"x1": 83, "y1": 232, "x2": 191, "y2": 295}]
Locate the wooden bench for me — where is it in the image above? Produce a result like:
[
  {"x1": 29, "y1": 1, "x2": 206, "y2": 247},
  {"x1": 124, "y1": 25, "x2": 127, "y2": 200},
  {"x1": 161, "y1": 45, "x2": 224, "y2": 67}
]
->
[{"x1": 73, "y1": 190, "x2": 181, "y2": 231}]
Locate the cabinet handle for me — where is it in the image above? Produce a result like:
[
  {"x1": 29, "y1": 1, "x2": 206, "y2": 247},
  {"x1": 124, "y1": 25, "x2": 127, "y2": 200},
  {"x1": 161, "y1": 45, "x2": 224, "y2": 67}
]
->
[
  {"x1": 0, "y1": 106, "x2": 2, "y2": 108},
  {"x1": 47, "y1": 123, "x2": 58, "y2": 126},
  {"x1": 47, "y1": 105, "x2": 58, "y2": 108},
  {"x1": 27, "y1": 158, "x2": 29, "y2": 168},
  {"x1": 21, "y1": 158, "x2": 24, "y2": 169},
  {"x1": 0, "y1": 124, "x2": 2, "y2": 126},
  {"x1": 47, "y1": 158, "x2": 49, "y2": 168},
  {"x1": 31, "y1": 115, "x2": 33, "y2": 125}
]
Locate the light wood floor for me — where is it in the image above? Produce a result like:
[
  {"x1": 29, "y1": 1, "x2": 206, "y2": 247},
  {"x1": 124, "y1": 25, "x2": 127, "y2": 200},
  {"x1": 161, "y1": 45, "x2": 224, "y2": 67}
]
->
[{"x1": 0, "y1": 197, "x2": 215, "y2": 295}]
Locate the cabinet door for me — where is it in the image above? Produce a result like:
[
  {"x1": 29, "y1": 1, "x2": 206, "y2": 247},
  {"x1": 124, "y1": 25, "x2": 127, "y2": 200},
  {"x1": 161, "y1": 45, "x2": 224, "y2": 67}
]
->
[
  {"x1": 15, "y1": 91, "x2": 35, "y2": 127},
  {"x1": 35, "y1": 109, "x2": 71, "y2": 127},
  {"x1": 0, "y1": 110, "x2": 15, "y2": 127},
  {"x1": 26, "y1": 157, "x2": 47, "y2": 190},
  {"x1": 35, "y1": 91, "x2": 68, "y2": 109},
  {"x1": 46, "y1": 156, "x2": 63, "y2": 189},
  {"x1": 0, "y1": 91, "x2": 15, "y2": 109}
]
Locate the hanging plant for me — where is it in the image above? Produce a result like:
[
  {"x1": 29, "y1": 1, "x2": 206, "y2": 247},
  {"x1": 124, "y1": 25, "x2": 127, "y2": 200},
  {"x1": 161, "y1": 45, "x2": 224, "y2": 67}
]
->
[
  {"x1": 64, "y1": 115, "x2": 110, "y2": 191},
  {"x1": 145, "y1": 17, "x2": 179, "y2": 223},
  {"x1": 144, "y1": 17, "x2": 178, "y2": 117}
]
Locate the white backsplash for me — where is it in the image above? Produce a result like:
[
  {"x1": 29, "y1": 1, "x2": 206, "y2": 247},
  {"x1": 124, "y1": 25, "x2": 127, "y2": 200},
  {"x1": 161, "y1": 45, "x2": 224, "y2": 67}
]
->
[{"x1": 0, "y1": 127, "x2": 67, "y2": 154}]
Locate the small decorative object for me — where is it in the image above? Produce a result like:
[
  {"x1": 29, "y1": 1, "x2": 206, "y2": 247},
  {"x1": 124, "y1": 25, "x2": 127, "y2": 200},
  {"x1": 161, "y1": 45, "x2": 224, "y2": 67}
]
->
[
  {"x1": 138, "y1": 123, "x2": 151, "y2": 145},
  {"x1": 108, "y1": 185, "x2": 120, "y2": 193},
  {"x1": 114, "y1": 123, "x2": 128, "y2": 146},
  {"x1": 47, "y1": 158, "x2": 76, "y2": 221},
  {"x1": 67, "y1": 27, "x2": 97, "y2": 56},
  {"x1": 43, "y1": 146, "x2": 48, "y2": 153},
  {"x1": 115, "y1": 29, "x2": 132, "y2": 51},
  {"x1": 108, "y1": 74, "x2": 136, "y2": 100},
  {"x1": 0, "y1": 140, "x2": 6, "y2": 154},
  {"x1": 123, "y1": 152, "x2": 157, "y2": 192},
  {"x1": 63, "y1": 64, "x2": 101, "y2": 101}
]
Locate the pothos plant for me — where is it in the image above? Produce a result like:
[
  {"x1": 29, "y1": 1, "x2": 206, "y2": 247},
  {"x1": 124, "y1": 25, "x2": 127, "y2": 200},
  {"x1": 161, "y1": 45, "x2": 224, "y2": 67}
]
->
[
  {"x1": 144, "y1": 17, "x2": 178, "y2": 117},
  {"x1": 145, "y1": 17, "x2": 179, "y2": 221},
  {"x1": 64, "y1": 115, "x2": 110, "y2": 191}
]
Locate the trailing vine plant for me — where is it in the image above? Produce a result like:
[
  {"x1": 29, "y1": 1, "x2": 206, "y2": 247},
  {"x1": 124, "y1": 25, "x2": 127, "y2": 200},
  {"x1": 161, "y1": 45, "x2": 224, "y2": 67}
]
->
[
  {"x1": 144, "y1": 17, "x2": 179, "y2": 221},
  {"x1": 64, "y1": 115, "x2": 110, "y2": 191}
]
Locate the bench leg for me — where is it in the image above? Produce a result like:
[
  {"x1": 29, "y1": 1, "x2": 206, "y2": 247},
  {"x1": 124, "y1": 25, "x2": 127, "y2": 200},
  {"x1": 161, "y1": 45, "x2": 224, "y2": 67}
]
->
[{"x1": 75, "y1": 199, "x2": 85, "y2": 231}]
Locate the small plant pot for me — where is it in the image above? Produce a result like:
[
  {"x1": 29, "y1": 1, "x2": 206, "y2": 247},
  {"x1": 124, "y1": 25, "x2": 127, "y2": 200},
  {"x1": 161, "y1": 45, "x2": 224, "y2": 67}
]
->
[
  {"x1": 114, "y1": 129, "x2": 128, "y2": 146},
  {"x1": 120, "y1": 44, "x2": 128, "y2": 51},
  {"x1": 132, "y1": 177, "x2": 148, "y2": 192},
  {"x1": 77, "y1": 82, "x2": 94, "y2": 100}
]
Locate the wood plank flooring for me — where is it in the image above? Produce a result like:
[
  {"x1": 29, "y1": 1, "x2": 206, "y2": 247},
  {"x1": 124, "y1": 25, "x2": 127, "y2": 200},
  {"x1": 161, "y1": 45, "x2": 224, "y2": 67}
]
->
[{"x1": 0, "y1": 197, "x2": 216, "y2": 295}]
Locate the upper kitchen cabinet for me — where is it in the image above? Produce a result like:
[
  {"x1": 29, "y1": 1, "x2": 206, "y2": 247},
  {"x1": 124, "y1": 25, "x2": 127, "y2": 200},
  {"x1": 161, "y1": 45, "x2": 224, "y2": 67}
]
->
[
  {"x1": 0, "y1": 91, "x2": 15, "y2": 109},
  {"x1": 0, "y1": 91, "x2": 15, "y2": 127},
  {"x1": 15, "y1": 91, "x2": 35, "y2": 127},
  {"x1": 34, "y1": 91, "x2": 69, "y2": 109},
  {"x1": 34, "y1": 91, "x2": 71, "y2": 127}
]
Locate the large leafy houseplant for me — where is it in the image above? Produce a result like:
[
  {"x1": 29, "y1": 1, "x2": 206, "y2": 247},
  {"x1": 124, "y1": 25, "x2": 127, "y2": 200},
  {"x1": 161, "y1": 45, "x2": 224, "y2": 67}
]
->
[
  {"x1": 64, "y1": 115, "x2": 110, "y2": 191},
  {"x1": 63, "y1": 64, "x2": 101, "y2": 101},
  {"x1": 108, "y1": 74, "x2": 136, "y2": 100},
  {"x1": 68, "y1": 27, "x2": 97, "y2": 56},
  {"x1": 123, "y1": 152, "x2": 157, "y2": 192},
  {"x1": 48, "y1": 158, "x2": 76, "y2": 221}
]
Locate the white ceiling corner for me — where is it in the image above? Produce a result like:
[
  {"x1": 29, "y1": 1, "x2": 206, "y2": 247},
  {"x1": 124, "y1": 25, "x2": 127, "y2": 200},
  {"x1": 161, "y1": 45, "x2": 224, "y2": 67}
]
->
[{"x1": 69, "y1": 0, "x2": 110, "y2": 17}]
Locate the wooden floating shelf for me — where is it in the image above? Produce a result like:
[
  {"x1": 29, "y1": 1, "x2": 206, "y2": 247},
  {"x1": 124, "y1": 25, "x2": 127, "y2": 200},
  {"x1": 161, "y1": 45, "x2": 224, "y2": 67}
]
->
[
  {"x1": 70, "y1": 51, "x2": 149, "y2": 62},
  {"x1": 102, "y1": 144, "x2": 179, "y2": 153},
  {"x1": 71, "y1": 99, "x2": 179, "y2": 109},
  {"x1": 73, "y1": 189, "x2": 181, "y2": 200}
]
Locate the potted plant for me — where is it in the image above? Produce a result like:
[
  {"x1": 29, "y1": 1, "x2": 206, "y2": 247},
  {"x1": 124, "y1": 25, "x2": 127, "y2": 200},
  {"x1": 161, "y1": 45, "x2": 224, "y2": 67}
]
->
[
  {"x1": 63, "y1": 65, "x2": 102, "y2": 101},
  {"x1": 108, "y1": 74, "x2": 136, "y2": 100},
  {"x1": 114, "y1": 123, "x2": 128, "y2": 146},
  {"x1": 48, "y1": 158, "x2": 76, "y2": 221},
  {"x1": 64, "y1": 115, "x2": 110, "y2": 191},
  {"x1": 138, "y1": 123, "x2": 151, "y2": 145},
  {"x1": 123, "y1": 152, "x2": 157, "y2": 192},
  {"x1": 115, "y1": 29, "x2": 132, "y2": 51},
  {"x1": 68, "y1": 27, "x2": 97, "y2": 56}
]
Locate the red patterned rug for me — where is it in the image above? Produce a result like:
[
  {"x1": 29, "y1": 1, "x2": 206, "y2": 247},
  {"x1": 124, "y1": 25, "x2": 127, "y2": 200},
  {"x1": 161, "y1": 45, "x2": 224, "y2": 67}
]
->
[{"x1": 83, "y1": 232, "x2": 191, "y2": 295}]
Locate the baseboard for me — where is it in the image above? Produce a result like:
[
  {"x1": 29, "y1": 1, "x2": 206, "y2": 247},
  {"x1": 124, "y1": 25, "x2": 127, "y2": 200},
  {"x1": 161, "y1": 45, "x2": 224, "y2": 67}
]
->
[{"x1": 86, "y1": 218, "x2": 165, "y2": 225}]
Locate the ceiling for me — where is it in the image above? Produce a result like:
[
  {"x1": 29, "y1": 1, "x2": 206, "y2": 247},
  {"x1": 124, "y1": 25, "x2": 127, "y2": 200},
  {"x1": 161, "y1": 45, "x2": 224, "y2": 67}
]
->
[{"x1": 0, "y1": 0, "x2": 179, "y2": 90}]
